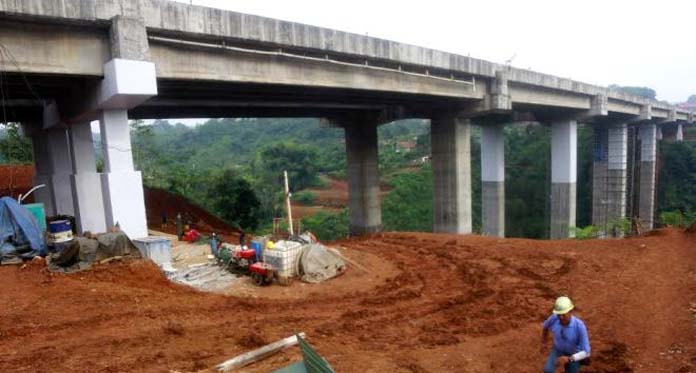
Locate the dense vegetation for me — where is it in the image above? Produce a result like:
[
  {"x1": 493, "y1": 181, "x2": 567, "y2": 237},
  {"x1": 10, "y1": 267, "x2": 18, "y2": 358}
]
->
[
  {"x1": 0, "y1": 123, "x2": 32, "y2": 164},
  {"x1": 657, "y1": 138, "x2": 696, "y2": 227}
]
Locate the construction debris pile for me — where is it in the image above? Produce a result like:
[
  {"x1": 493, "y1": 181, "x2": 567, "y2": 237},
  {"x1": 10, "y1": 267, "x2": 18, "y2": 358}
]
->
[
  {"x1": 45, "y1": 232, "x2": 142, "y2": 273},
  {"x1": 0, "y1": 195, "x2": 142, "y2": 272},
  {"x1": 212, "y1": 232, "x2": 346, "y2": 287}
]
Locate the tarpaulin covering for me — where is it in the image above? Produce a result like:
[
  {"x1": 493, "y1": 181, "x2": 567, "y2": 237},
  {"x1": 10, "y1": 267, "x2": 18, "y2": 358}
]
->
[
  {"x1": 47, "y1": 232, "x2": 142, "y2": 273},
  {"x1": 298, "y1": 244, "x2": 346, "y2": 283},
  {"x1": 0, "y1": 196, "x2": 45, "y2": 260}
]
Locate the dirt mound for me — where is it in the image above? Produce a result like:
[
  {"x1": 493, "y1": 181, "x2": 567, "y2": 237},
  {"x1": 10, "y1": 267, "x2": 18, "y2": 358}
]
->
[
  {"x1": 0, "y1": 166, "x2": 234, "y2": 239},
  {"x1": 685, "y1": 222, "x2": 696, "y2": 234},
  {"x1": 1, "y1": 231, "x2": 696, "y2": 372},
  {"x1": 0, "y1": 164, "x2": 34, "y2": 200},
  {"x1": 304, "y1": 177, "x2": 349, "y2": 208},
  {"x1": 144, "y1": 187, "x2": 239, "y2": 239}
]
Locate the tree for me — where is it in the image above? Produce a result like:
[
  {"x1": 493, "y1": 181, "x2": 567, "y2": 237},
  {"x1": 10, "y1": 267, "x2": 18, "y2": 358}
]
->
[
  {"x1": 207, "y1": 169, "x2": 261, "y2": 231},
  {"x1": 301, "y1": 209, "x2": 349, "y2": 241},
  {"x1": 382, "y1": 165, "x2": 433, "y2": 232},
  {"x1": 687, "y1": 94, "x2": 696, "y2": 104},
  {"x1": 657, "y1": 141, "x2": 696, "y2": 222},
  {"x1": 504, "y1": 124, "x2": 551, "y2": 238},
  {"x1": 0, "y1": 123, "x2": 32, "y2": 164},
  {"x1": 254, "y1": 141, "x2": 320, "y2": 191}
]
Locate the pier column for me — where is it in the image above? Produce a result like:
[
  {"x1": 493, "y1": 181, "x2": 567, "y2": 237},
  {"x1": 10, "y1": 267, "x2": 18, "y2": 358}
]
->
[
  {"x1": 24, "y1": 127, "x2": 56, "y2": 216},
  {"x1": 638, "y1": 123, "x2": 657, "y2": 230},
  {"x1": 481, "y1": 123, "x2": 505, "y2": 237},
  {"x1": 69, "y1": 122, "x2": 107, "y2": 234},
  {"x1": 592, "y1": 124, "x2": 627, "y2": 237},
  {"x1": 676, "y1": 123, "x2": 683, "y2": 141},
  {"x1": 431, "y1": 115, "x2": 472, "y2": 233},
  {"x1": 344, "y1": 120, "x2": 381, "y2": 235},
  {"x1": 99, "y1": 109, "x2": 148, "y2": 238},
  {"x1": 550, "y1": 120, "x2": 577, "y2": 239},
  {"x1": 46, "y1": 128, "x2": 75, "y2": 216}
]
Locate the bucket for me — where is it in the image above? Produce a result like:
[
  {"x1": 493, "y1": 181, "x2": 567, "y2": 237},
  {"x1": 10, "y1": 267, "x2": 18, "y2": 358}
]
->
[{"x1": 48, "y1": 219, "x2": 73, "y2": 243}]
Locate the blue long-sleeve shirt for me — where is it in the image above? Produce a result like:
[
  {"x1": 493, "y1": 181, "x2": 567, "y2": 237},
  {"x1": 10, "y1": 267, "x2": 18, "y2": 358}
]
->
[{"x1": 542, "y1": 314, "x2": 591, "y2": 356}]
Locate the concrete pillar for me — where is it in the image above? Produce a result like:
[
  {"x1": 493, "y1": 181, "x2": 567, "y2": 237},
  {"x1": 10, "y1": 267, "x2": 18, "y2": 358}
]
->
[
  {"x1": 550, "y1": 120, "x2": 577, "y2": 239},
  {"x1": 638, "y1": 123, "x2": 657, "y2": 230},
  {"x1": 344, "y1": 121, "x2": 382, "y2": 235},
  {"x1": 99, "y1": 109, "x2": 148, "y2": 238},
  {"x1": 28, "y1": 133, "x2": 56, "y2": 216},
  {"x1": 676, "y1": 123, "x2": 684, "y2": 141},
  {"x1": 46, "y1": 128, "x2": 75, "y2": 216},
  {"x1": 481, "y1": 123, "x2": 505, "y2": 237},
  {"x1": 69, "y1": 122, "x2": 107, "y2": 234},
  {"x1": 592, "y1": 124, "x2": 627, "y2": 237},
  {"x1": 431, "y1": 116, "x2": 472, "y2": 234}
]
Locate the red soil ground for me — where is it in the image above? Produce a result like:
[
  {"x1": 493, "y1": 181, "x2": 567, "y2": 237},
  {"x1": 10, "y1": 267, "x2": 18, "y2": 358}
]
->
[
  {"x1": 304, "y1": 178, "x2": 349, "y2": 208},
  {"x1": 1, "y1": 229, "x2": 695, "y2": 372},
  {"x1": 292, "y1": 177, "x2": 391, "y2": 219}
]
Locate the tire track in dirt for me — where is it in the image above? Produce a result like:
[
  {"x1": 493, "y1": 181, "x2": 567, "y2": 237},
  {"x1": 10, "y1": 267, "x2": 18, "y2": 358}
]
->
[{"x1": 1, "y1": 231, "x2": 695, "y2": 372}]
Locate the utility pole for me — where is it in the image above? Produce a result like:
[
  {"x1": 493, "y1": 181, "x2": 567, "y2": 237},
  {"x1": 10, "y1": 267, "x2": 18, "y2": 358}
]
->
[{"x1": 284, "y1": 170, "x2": 294, "y2": 235}]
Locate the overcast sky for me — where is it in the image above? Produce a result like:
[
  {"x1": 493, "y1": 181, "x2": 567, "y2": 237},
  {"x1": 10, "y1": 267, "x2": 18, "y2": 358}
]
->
[{"x1": 166, "y1": 0, "x2": 694, "y2": 127}]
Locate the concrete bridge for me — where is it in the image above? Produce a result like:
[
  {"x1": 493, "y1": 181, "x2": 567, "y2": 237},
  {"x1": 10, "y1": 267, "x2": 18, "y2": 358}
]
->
[{"x1": 0, "y1": 0, "x2": 692, "y2": 239}]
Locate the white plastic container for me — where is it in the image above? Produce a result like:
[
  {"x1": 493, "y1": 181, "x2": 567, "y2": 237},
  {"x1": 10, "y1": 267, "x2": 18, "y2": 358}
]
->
[{"x1": 263, "y1": 240, "x2": 303, "y2": 279}]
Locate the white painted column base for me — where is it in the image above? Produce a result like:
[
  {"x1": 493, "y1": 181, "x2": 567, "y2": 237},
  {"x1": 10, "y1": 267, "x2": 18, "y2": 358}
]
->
[
  {"x1": 71, "y1": 173, "x2": 107, "y2": 234},
  {"x1": 481, "y1": 123, "x2": 505, "y2": 237},
  {"x1": 101, "y1": 171, "x2": 148, "y2": 239},
  {"x1": 550, "y1": 120, "x2": 577, "y2": 239},
  {"x1": 676, "y1": 124, "x2": 683, "y2": 141}
]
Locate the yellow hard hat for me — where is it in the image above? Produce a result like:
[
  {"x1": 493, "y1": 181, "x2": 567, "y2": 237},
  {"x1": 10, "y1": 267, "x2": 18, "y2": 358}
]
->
[
  {"x1": 267, "y1": 240, "x2": 275, "y2": 249},
  {"x1": 552, "y1": 296, "x2": 574, "y2": 314}
]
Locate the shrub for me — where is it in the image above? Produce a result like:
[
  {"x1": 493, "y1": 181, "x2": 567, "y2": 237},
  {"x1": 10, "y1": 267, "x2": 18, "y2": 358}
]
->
[
  {"x1": 571, "y1": 225, "x2": 598, "y2": 240},
  {"x1": 606, "y1": 217, "x2": 632, "y2": 237},
  {"x1": 660, "y1": 211, "x2": 685, "y2": 228},
  {"x1": 294, "y1": 191, "x2": 317, "y2": 206},
  {"x1": 301, "y1": 209, "x2": 349, "y2": 241}
]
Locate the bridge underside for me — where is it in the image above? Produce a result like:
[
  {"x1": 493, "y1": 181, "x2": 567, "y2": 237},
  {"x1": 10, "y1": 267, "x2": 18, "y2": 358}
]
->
[
  {"x1": 130, "y1": 79, "x2": 474, "y2": 120},
  {"x1": 0, "y1": 72, "x2": 477, "y2": 122},
  {"x1": 0, "y1": 0, "x2": 692, "y2": 240}
]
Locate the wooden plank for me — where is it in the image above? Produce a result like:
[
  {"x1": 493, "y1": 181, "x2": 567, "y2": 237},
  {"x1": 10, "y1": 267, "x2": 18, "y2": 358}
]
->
[{"x1": 217, "y1": 332, "x2": 306, "y2": 372}]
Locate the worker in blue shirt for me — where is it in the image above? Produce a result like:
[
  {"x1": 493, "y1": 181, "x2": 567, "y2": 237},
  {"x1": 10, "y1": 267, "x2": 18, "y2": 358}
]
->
[{"x1": 541, "y1": 296, "x2": 591, "y2": 372}]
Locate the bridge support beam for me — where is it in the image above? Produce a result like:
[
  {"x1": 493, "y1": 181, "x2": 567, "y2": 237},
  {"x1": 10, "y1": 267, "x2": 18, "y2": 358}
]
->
[
  {"x1": 46, "y1": 128, "x2": 75, "y2": 217},
  {"x1": 638, "y1": 123, "x2": 657, "y2": 230},
  {"x1": 344, "y1": 120, "x2": 382, "y2": 235},
  {"x1": 431, "y1": 115, "x2": 472, "y2": 234},
  {"x1": 481, "y1": 123, "x2": 505, "y2": 237},
  {"x1": 99, "y1": 109, "x2": 148, "y2": 238},
  {"x1": 550, "y1": 119, "x2": 577, "y2": 239},
  {"x1": 69, "y1": 122, "x2": 107, "y2": 234},
  {"x1": 592, "y1": 124, "x2": 627, "y2": 237}
]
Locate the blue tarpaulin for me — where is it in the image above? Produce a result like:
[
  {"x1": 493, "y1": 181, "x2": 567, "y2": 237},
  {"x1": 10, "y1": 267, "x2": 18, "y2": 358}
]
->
[{"x1": 0, "y1": 197, "x2": 45, "y2": 259}]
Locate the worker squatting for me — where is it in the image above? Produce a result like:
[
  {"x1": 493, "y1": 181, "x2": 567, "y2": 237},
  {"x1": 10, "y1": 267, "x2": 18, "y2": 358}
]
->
[{"x1": 541, "y1": 296, "x2": 591, "y2": 372}]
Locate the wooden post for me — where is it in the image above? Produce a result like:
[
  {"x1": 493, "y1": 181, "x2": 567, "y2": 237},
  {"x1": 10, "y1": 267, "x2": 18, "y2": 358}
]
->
[{"x1": 216, "y1": 332, "x2": 306, "y2": 371}]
